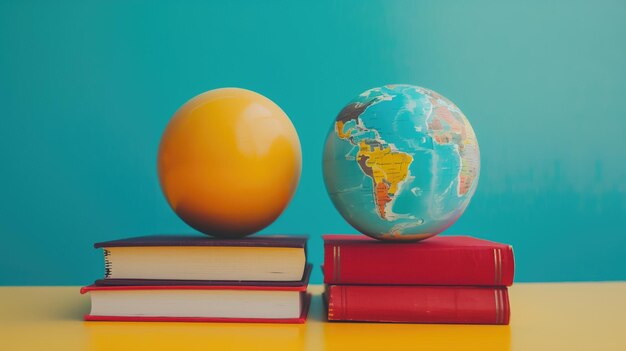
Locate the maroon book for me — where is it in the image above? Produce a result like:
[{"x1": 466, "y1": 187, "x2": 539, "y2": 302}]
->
[
  {"x1": 96, "y1": 264, "x2": 312, "y2": 287},
  {"x1": 326, "y1": 285, "x2": 510, "y2": 325},
  {"x1": 95, "y1": 234, "x2": 307, "y2": 248},
  {"x1": 323, "y1": 235, "x2": 514, "y2": 286}
]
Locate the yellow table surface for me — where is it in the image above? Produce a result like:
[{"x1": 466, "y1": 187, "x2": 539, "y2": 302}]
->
[{"x1": 1, "y1": 283, "x2": 625, "y2": 351}]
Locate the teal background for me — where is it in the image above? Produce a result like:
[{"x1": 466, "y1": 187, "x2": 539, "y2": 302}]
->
[{"x1": 1, "y1": 0, "x2": 625, "y2": 285}]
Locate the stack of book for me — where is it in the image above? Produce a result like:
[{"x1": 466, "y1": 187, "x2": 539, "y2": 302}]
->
[
  {"x1": 81, "y1": 235, "x2": 311, "y2": 323},
  {"x1": 323, "y1": 235, "x2": 514, "y2": 324}
]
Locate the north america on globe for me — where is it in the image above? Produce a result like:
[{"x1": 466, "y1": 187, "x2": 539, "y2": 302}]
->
[{"x1": 323, "y1": 84, "x2": 480, "y2": 241}]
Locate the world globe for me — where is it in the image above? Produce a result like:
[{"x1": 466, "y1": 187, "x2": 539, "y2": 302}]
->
[{"x1": 323, "y1": 85, "x2": 480, "y2": 241}]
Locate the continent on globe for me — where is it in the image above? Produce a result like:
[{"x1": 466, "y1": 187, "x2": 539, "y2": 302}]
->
[
  {"x1": 323, "y1": 84, "x2": 481, "y2": 241},
  {"x1": 335, "y1": 101, "x2": 414, "y2": 221},
  {"x1": 426, "y1": 91, "x2": 479, "y2": 196},
  {"x1": 355, "y1": 141, "x2": 412, "y2": 220}
]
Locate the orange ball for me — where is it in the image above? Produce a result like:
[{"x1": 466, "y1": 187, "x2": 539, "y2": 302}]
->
[{"x1": 158, "y1": 88, "x2": 302, "y2": 238}]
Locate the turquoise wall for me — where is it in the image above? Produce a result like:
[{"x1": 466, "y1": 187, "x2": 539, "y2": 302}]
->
[{"x1": 1, "y1": 0, "x2": 625, "y2": 285}]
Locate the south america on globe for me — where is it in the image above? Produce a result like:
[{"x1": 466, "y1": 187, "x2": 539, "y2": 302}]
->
[{"x1": 323, "y1": 85, "x2": 480, "y2": 241}]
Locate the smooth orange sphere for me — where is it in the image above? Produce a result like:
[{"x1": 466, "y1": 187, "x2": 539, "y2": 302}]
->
[{"x1": 158, "y1": 88, "x2": 301, "y2": 238}]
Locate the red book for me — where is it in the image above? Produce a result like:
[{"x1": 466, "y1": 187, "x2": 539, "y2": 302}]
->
[
  {"x1": 81, "y1": 283, "x2": 310, "y2": 324},
  {"x1": 326, "y1": 285, "x2": 510, "y2": 325},
  {"x1": 323, "y1": 235, "x2": 514, "y2": 286}
]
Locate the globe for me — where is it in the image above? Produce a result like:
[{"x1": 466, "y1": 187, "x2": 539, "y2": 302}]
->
[
  {"x1": 158, "y1": 88, "x2": 301, "y2": 238},
  {"x1": 323, "y1": 85, "x2": 480, "y2": 241}
]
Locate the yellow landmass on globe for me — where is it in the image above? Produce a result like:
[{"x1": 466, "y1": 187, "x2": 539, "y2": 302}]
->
[
  {"x1": 335, "y1": 121, "x2": 352, "y2": 139},
  {"x1": 356, "y1": 140, "x2": 413, "y2": 220}
]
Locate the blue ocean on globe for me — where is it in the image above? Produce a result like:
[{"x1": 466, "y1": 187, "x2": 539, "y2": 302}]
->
[{"x1": 323, "y1": 85, "x2": 480, "y2": 241}]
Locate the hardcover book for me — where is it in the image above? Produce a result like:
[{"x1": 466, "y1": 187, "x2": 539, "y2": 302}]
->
[
  {"x1": 96, "y1": 264, "x2": 313, "y2": 287},
  {"x1": 323, "y1": 235, "x2": 514, "y2": 286},
  {"x1": 81, "y1": 267, "x2": 312, "y2": 323},
  {"x1": 325, "y1": 285, "x2": 510, "y2": 325},
  {"x1": 96, "y1": 235, "x2": 307, "y2": 282}
]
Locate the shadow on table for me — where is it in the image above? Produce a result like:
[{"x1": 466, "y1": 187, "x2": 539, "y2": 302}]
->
[
  {"x1": 23, "y1": 287, "x2": 90, "y2": 322},
  {"x1": 56, "y1": 291, "x2": 91, "y2": 321},
  {"x1": 84, "y1": 321, "x2": 306, "y2": 351},
  {"x1": 323, "y1": 322, "x2": 511, "y2": 351}
]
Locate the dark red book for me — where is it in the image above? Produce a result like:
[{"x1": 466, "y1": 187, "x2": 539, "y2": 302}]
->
[
  {"x1": 95, "y1": 235, "x2": 307, "y2": 282},
  {"x1": 324, "y1": 235, "x2": 514, "y2": 286},
  {"x1": 95, "y1": 264, "x2": 313, "y2": 287},
  {"x1": 81, "y1": 283, "x2": 311, "y2": 323},
  {"x1": 95, "y1": 234, "x2": 307, "y2": 248},
  {"x1": 326, "y1": 285, "x2": 510, "y2": 325}
]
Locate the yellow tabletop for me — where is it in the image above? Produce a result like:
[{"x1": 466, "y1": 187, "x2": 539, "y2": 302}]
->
[{"x1": 1, "y1": 283, "x2": 624, "y2": 351}]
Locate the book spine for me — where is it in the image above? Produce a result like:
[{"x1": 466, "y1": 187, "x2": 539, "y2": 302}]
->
[
  {"x1": 324, "y1": 243, "x2": 514, "y2": 286},
  {"x1": 327, "y1": 285, "x2": 510, "y2": 325},
  {"x1": 103, "y1": 248, "x2": 112, "y2": 278}
]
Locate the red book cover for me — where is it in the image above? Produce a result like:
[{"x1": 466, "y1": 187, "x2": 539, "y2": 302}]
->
[
  {"x1": 324, "y1": 235, "x2": 514, "y2": 286},
  {"x1": 81, "y1": 282, "x2": 310, "y2": 324},
  {"x1": 326, "y1": 285, "x2": 510, "y2": 325}
]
